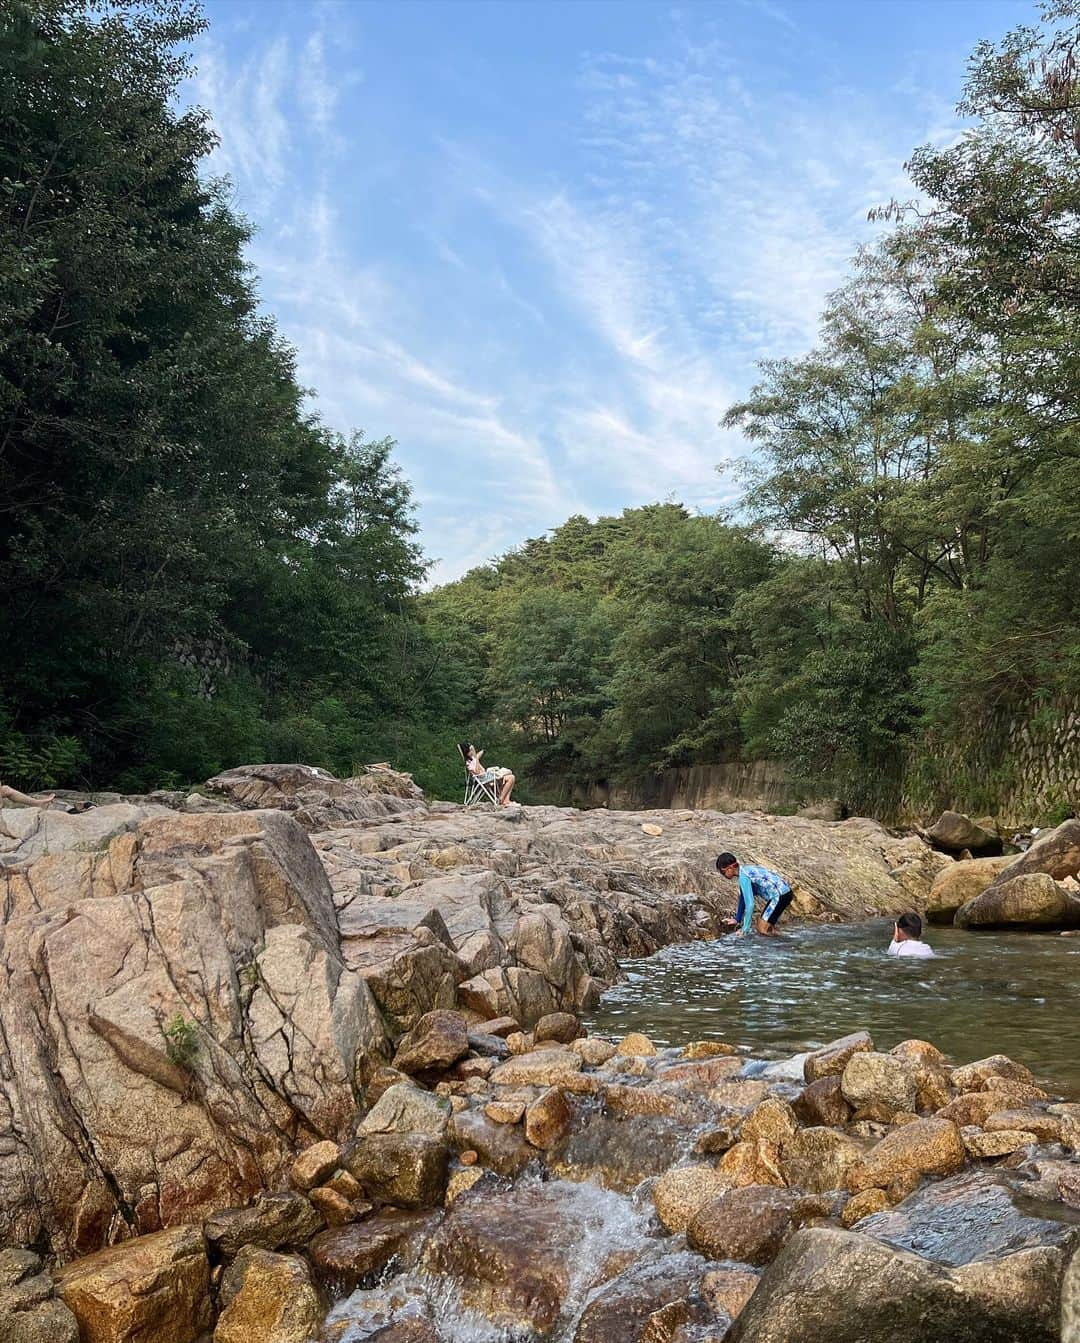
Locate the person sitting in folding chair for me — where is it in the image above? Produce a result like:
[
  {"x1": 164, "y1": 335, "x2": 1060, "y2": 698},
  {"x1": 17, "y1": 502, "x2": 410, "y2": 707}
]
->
[{"x1": 459, "y1": 743, "x2": 516, "y2": 807}]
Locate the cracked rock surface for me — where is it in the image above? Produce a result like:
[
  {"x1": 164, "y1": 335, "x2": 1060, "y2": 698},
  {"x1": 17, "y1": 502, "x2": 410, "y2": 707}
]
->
[{"x1": 0, "y1": 763, "x2": 946, "y2": 1260}]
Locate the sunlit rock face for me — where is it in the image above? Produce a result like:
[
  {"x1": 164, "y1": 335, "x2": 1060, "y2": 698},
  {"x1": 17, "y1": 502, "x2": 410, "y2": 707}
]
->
[{"x1": 0, "y1": 762, "x2": 949, "y2": 1262}]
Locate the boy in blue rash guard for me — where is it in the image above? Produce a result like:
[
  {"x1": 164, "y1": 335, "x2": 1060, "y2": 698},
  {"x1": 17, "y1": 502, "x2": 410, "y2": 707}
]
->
[{"x1": 715, "y1": 852, "x2": 794, "y2": 936}]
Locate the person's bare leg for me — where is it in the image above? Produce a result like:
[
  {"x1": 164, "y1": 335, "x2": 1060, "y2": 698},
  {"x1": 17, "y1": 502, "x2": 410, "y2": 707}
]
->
[
  {"x1": 756, "y1": 916, "x2": 773, "y2": 936},
  {"x1": 0, "y1": 783, "x2": 55, "y2": 808},
  {"x1": 500, "y1": 774, "x2": 515, "y2": 805}
]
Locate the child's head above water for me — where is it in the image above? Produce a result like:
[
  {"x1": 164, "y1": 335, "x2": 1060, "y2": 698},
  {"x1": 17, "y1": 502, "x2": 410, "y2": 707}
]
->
[{"x1": 895, "y1": 911, "x2": 923, "y2": 941}]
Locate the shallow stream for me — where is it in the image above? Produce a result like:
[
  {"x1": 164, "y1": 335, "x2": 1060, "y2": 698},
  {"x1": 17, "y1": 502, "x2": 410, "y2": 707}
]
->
[{"x1": 587, "y1": 920, "x2": 1080, "y2": 1097}]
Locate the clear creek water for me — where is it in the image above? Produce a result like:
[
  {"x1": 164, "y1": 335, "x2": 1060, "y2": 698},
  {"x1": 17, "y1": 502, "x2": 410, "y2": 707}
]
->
[{"x1": 587, "y1": 920, "x2": 1080, "y2": 1097}]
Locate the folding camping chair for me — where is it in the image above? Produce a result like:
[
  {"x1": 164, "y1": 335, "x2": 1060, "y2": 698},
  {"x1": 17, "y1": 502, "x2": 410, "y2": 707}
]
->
[{"x1": 458, "y1": 743, "x2": 500, "y2": 807}]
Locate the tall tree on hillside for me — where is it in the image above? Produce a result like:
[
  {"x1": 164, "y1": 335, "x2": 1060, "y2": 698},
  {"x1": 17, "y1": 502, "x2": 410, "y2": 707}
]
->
[{"x1": 0, "y1": 1, "x2": 442, "y2": 788}]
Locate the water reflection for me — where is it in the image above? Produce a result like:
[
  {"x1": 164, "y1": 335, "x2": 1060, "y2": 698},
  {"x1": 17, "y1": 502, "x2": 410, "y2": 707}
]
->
[{"x1": 586, "y1": 922, "x2": 1080, "y2": 1097}]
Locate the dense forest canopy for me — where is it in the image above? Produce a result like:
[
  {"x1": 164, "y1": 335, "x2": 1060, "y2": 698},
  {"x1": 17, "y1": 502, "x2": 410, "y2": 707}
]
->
[{"x1": 1, "y1": 0, "x2": 1078, "y2": 818}]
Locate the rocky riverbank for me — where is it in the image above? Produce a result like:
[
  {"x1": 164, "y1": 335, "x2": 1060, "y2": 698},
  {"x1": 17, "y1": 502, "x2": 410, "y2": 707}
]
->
[
  {"x1": 1, "y1": 764, "x2": 1078, "y2": 1342},
  {"x1": 8, "y1": 1018, "x2": 1079, "y2": 1343}
]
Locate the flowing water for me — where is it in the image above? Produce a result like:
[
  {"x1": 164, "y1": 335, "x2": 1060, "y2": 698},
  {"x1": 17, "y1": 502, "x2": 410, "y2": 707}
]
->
[
  {"x1": 323, "y1": 1176, "x2": 685, "y2": 1342},
  {"x1": 587, "y1": 920, "x2": 1080, "y2": 1097}
]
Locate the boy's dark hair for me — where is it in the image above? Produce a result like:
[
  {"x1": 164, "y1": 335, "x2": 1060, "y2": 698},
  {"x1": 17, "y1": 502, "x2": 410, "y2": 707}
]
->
[
  {"x1": 897, "y1": 911, "x2": 923, "y2": 938},
  {"x1": 715, "y1": 852, "x2": 738, "y2": 871},
  {"x1": 457, "y1": 741, "x2": 473, "y2": 760}
]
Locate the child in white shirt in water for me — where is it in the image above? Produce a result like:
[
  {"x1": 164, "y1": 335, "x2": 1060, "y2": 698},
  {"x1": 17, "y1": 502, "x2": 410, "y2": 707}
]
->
[{"x1": 888, "y1": 911, "x2": 935, "y2": 958}]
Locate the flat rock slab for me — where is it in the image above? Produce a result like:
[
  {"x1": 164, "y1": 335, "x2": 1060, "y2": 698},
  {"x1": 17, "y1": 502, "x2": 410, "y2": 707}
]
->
[{"x1": 857, "y1": 1170, "x2": 1080, "y2": 1266}]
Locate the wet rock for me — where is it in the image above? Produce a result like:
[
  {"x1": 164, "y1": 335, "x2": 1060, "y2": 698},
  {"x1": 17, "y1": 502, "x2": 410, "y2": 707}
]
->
[
  {"x1": 308, "y1": 1185, "x2": 361, "y2": 1226},
  {"x1": 308, "y1": 1211, "x2": 439, "y2": 1290},
  {"x1": 850, "y1": 1117, "x2": 965, "y2": 1192},
  {"x1": 484, "y1": 1098, "x2": 526, "y2": 1124},
  {"x1": 925, "y1": 857, "x2": 1013, "y2": 924},
  {"x1": 792, "y1": 1076, "x2": 851, "y2": 1127},
  {"x1": 640, "y1": 1295, "x2": 716, "y2": 1343},
  {"x1": 0, "y1": 1248, "x2": 78, "y2": 1343},
  {"x1": 708, "y1": 1080, "x2": 770, "y2": 1110},
  {"x1": 694, "y1": 1122, "x2": 740, "y2": 1156},
  {"x1": 290, "y1": 1141, "x2": 341, "y2": 1192},
  {"x1": 359, "y1": 1083, "x2": 452, "y2": 1138},
  {"x1": 465, "y1": 1032, "x2": 511, "y2": 1060},
  {"x1": 700, "y1": 1265, "x2": 760, "y2": 1321},
  {"x1": 841, "y1": 1188, "x2": 888, "y2": 1226},
  {"x1": 214, "y1": 1246, "x2": 323, "y2": 1343},
  {"x1": 344, "y1": 1133, "x2": 449, "y2": 1208},
  {"x1": 1063, "y1": 1243, "x2": 1080, "y2": 1343},
  {"x1": 982, "y1": 1075, "x2": 1049, "y2": 1104},
  {"x1": 55, "y1": 1225, "x2": 210, "y2": 1343},
  {"x1": 535, "y1": 1012, "x2": 581, "y2": 1044},
  {"x1": 549, "y1": 1113, "x2": 686, "y2": 1193},
  {"x1": 572, "y1": 1037, "x2": 617, "y2": 1066},
  {"x1": 780, "y1": 1128, "x2": 864, "y2": 1194},
  {"x1": 936, "y1": 1091, "x2": 1000, "y2": 1127},
  {"x1": 951, "y1": 1054, "x2": 1036, "y2": 1091},
  {"x1": 365, "y1": 1067, "x2": 411, "y2": 1107},
  {"x1": 857, "y1": 1170, "x2": 1078, "y2": 1266},
  {"x1": 422, "y1": 1182, "x2": 614, "y2": 1334},
  {"x1": 364, "y1": 1322, "x2": 440, "y2": 1343},
  {"x1": 984, "y1": 1108, "x2": 1064, "y2": 1143},
  {"x1": 726, "y1": 1224, "x2": 1066, "y2": 1343},
  {"x1": 961, "y1": 1127, "x2": 1038, "y2": 1158},
  {"x1": 925, "y1": 811, "x2": 1001, "y2": 856},
  {"x1": 840, "y1": 1052, "x2": 917, "y2": 1116},
  {"x1": 475, "y1": 1017, "x2": 520, "y2": 1038},
  {"x1": 688, "y1": 1185, "x2": 800, "y2": 1265},
  {"x1": 681, "y1": 1041, "x2": 739, "y2": 1060},
  {"x1": 445, "y1": 1167, "x2": 487, "y2": 1203},
  {"x1": 657, "y1": 1056, "x2": 742, "y2": 1090},
  {"x1": 717, "y1": 1141, "x2": 786, "y2": 1188},
  {"x1": 573, "y1": 1253, "x2": 706, "y2": 1343},
  {"x1": 488, "y1": 1048, "x2": 584, "y2": 1088},
  {"x1": 742, "y1": 1099, "x2": 798, "y2": 1147},
  {"x1": 453, "y1": 1055, "x2": 495, "y2": 1080},
  {"x1": 525, "y1": 1088, "x2": 574, "y2": 1149},
  {"x1": 956, "y1": 872, "x2": 1080, "y2": 930},
  {"x1": 617, "y1": 1033, "x2": 658, "y2": 1057},
  {"x1": 803, "y1": 1031, "x2": 873, "y2": 1083},
  {"x1": 599, "y1": 1083, "x2": 711, "y2": 1126},
  {"x1": 448, "y1": 1110, "x2": 533, "y2": 1176},
  {"x1": 653, "y1": 1165, "x2": 731, "y2": 1233},
  {"x1": 204, "y1": 1192, "x2": 323, "y2": 1259},
  {"x1": 391, "y1": 1010, "x2": 469, "y2": 1075}
]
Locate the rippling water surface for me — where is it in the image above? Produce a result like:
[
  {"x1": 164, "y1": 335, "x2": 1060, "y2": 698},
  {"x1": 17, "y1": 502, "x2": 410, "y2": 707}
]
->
[{"x1": 587, "y1": 921, "x2": 1080, "y2": 1097}]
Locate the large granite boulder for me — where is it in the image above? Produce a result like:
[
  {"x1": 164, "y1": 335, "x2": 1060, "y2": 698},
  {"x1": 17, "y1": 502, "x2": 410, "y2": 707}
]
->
[
  {"x1": 924, "y1": 811, "x2": 1002, "y2": 857},
  {"x1": 925, "y1": 856, "x2": 1013, "y2": 924},
  {"x1": 54, "y1": 1226, "x2": 210, "y2": 1343},
  {"x1": 955, "y1": 872, "x2": 1080, "y2": 929},
  {"x1": 991, "y1": 818, "x2": 1080, "y2": 886},
  {"x1": 214, "y1": 1246, "x2": 324, "y2": 1343},
  {"x1": 0, "y1": 810, "x2": 386, "y2": 1257},
  {"x1": 727, "y1": 1224, "x2": 1068, "y2": 1343}
]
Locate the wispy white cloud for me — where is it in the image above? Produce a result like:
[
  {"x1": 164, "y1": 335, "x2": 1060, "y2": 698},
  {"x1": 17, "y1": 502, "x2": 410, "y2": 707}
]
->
[{"x1": 186, "y1": 1, "x2": 966, "y2": 581}]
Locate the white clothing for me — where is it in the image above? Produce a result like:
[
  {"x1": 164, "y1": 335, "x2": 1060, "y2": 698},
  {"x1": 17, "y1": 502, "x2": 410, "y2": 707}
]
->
[{"x1": 887, "y1": 938, "x2": 935, "y2": 959}]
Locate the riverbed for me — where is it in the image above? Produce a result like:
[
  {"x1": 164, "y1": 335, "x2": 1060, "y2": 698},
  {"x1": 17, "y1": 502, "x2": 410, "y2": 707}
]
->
[{"x1": 586, "y1": 921, "x2": 1080, "y2": 1097}]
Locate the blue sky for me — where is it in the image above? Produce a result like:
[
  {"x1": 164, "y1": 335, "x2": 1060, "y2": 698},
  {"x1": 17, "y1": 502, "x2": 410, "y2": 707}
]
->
[{"x1": 190, "y1": 0, "x2": 1029, "y2": 583}]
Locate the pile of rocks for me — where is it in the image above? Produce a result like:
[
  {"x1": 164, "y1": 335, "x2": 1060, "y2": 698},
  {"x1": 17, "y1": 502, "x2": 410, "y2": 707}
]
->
[
  {"x1": 11, "y1": 1017, "x2": 1076, "y2": 1343},
  {"x1": 925, "y1": 816, "x2": 1080, "y2": 929},
  {"x1": 0, "y1": 764, "x2": 948, "y2": 1264}
]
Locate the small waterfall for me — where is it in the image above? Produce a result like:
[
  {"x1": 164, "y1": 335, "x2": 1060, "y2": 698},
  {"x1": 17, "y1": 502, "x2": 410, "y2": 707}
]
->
[{"x1": 322, "y1": 1174, "x2": 683, "y2": 1342}]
